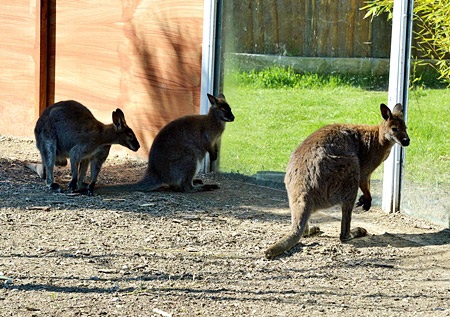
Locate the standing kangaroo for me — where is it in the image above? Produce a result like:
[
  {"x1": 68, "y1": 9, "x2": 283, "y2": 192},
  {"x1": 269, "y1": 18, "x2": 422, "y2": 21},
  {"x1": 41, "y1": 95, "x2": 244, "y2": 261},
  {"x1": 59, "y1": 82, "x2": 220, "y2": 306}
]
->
[
  {"x1": 33, "y1": 100, "x2": 140, "y2": 195},
  {"x1": 96, "y1": 93, "x2": 234, "y2": 194},
  {"x1": 265, "y1": 103, "x2": 410, "y2": 259}
]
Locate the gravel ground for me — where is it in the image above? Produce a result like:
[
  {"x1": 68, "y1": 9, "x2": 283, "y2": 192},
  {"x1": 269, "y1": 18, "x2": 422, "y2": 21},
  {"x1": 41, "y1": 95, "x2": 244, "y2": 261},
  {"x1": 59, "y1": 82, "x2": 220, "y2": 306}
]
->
[{"x1": 0, "y1": 135, "x2": 449, "y2": 316}]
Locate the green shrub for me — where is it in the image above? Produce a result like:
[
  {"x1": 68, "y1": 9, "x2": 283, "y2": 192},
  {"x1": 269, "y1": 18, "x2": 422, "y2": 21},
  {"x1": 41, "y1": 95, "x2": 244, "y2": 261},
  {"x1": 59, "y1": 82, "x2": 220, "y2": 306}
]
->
[{"x1": 363, "y1": 0, "x2": 450, "y2": 86}]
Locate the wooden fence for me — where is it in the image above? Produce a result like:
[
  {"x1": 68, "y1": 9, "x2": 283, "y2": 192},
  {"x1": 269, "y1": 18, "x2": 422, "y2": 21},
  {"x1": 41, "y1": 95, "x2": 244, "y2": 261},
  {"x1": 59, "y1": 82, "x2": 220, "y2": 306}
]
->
[{"x1": 222, "y1": 0, "x2": 392, "y2": 58}]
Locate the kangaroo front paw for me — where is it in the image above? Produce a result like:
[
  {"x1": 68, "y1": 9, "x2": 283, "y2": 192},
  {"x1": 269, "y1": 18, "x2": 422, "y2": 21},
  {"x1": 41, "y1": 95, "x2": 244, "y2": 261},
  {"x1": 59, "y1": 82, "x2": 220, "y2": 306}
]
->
[{"x1": 356, "y1": 195, "x2": 371, "y2": 211}]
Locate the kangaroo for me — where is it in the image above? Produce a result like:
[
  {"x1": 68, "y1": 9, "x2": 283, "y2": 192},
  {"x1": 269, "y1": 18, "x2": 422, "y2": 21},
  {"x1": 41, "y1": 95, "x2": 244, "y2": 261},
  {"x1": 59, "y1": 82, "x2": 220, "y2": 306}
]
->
[
  {"x1": 95, "y1": 93, "x2": 234, "y2": 194},
  {"x1": 32, "y1": 100, "x2": 140, "y2": 196},
  {"x1": 265, "y1": 103, "x2": 410, "y2": 259}
]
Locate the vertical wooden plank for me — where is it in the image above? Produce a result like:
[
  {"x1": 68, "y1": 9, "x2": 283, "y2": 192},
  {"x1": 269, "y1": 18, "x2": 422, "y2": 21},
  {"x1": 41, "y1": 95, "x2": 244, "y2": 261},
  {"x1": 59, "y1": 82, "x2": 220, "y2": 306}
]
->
[
  {"x1": 245, "y1": 0, "x2": 254, "y2": 53},
  {"x1": 303, "y1": 0, "x2": 312, "y2": 56},
  {"x1": 253, "y1": 0, "x2": 264, "y2": 53},
  {"x1": 46, "y1": 0, "x2": 56, "y2": 106},
  {"x1": 371, "y1": 13, "x2": 392, "y2": 58},
  {"x1": 316, "y1": 0, "x2": 330, "y2": 57},
  {"x1": 264, "y1": 0, "x2": 280, "y2": 54},
  {"x1": 293, "y1": 1, "x2": 305, "y2": 56},
  {"x1": 221, "y1": 0, "x2": 232, "y2": 56},
  {"x1": 337, "y1": 0, "x2": 348, "y2": 56},
  {"x1": 329, "y1": 0, "x2": 339, "y2": 57},
  {"x1": 277, "y1": 0, "x2": 296, "y2": 56},
  {"x1": 338, "y1": 0, "x2": 355, "y2": 57},
  {"x1": 227, "y1": 0, "x2": 253, "y2": 53},
  {"x1": 353, "y1": 0, "x2": 371, "y2": 57},
  {"x1": 261, "y1": 0, "x2": 272, "y2": 53},
  {"x1": 260, "y1": 0, "x2": 268, "y2": 54},
  {"x1": 313, "y1": 0, "x2": 339, "y2": 57},
  {"x1": 35, "y1": 0, "x2": 49, "y2": 117}
]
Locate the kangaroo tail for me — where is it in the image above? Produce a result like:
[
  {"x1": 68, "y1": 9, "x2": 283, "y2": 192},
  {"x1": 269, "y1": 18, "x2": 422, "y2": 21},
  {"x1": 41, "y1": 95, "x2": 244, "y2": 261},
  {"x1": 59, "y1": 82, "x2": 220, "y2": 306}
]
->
[
  {"x1": 265, "y1": 198, "x2": 311, "y2": 259},
  {"x1": 25, "y1": 162, "x2": 45, "y2": 179},
  {"x1": 95, "y1": 171, "x2": 162, "y2": 195},
  {"x1": 264, "y1": 229, "x2": 303, "y2": 259}
]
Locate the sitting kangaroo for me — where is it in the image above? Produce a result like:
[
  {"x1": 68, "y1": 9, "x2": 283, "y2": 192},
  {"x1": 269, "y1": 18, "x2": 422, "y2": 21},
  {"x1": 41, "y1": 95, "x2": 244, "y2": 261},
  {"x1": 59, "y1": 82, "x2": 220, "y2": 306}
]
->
[
  {"x1": 96, "y1": 93, "x2": 234, "y2": 194},
  {"x1": 265, "y1": 103, "x2": 410, "y2": 259},
  {"x1": 32, "y1": 100, "x2": 140, "y2": 195}
]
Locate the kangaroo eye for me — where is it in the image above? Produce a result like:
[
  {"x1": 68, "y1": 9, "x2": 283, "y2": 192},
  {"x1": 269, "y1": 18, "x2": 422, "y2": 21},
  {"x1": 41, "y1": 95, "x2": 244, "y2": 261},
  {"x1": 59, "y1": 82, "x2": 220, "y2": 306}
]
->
[{"x1": 392, "y1": 127, "x2": 398, "y2": 132}]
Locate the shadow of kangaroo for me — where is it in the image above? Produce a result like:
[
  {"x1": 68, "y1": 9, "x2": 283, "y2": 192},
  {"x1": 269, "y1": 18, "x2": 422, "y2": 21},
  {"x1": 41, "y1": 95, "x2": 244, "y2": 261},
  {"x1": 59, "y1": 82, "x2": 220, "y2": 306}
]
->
[
  {"x1": 265, "y1": 103, "x2": 410, "y2": 259},
  {"x1": 30, "y1": 100, "x2": 140, "y2": 196},
  {"x1": 95, "y1": 93, "x2": 234, "y2": 194}
]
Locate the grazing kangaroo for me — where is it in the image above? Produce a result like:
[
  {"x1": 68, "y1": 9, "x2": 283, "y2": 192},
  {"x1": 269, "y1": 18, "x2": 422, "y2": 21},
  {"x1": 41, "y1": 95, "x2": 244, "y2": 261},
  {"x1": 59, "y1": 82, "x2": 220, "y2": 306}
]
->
[
  {"x1": 265, "y1": 103, "x2": 410, "y2": 259},
  {"x1": 32, "y1": 100, "x2": 140, "y2": 195},
  {"x1": 95, "y1": 93, "x2": 234, "y2": 194}
]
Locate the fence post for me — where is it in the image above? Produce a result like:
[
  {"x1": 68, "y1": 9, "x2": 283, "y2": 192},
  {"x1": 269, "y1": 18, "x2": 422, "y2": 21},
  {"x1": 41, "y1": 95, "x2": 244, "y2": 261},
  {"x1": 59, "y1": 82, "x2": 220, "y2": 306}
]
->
[{"x1": 382, "y1": 0, "x2": 414, "y2": 213}]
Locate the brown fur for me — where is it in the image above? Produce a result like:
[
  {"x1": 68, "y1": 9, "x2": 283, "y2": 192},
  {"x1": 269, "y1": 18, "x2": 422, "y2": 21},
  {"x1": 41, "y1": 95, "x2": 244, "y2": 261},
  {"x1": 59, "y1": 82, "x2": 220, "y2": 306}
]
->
[
  {"x1": 95, "y1": 93, "x2": 234, "y2": 194},
  {"x1": 265, "y1": 103, "x2": 410, "y2": 259},
  {"x1": 30, "y1": 100, "x2": 140, "y2": 196}
]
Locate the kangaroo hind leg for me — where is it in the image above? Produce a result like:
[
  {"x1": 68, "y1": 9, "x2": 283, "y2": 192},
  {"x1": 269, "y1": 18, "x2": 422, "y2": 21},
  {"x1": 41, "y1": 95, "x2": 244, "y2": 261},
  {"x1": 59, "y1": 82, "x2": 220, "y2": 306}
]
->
[
  {"x1": 86, "y1": 147, "x2": 110, "y2": 196},
  {"x1": 177, "y1": 159, "x2": 218, "y2": 192},
  {"x1": 340, "y1": 201, "x2": 367, "y2": 242},
  {"x1": 40, "y1": 142, "x2": 61, "y2": 192}
]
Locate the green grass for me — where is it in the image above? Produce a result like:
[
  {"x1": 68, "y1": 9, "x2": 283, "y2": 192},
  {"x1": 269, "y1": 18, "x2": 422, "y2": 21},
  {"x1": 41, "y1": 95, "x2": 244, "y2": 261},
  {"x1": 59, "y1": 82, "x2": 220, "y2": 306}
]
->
[
  {"x1": 232, "y1": 66, "x2": 390, "y2": 90},
  {"x1": 405, "y1": 89, "x2": 450, "y2": 184},
  {"x1": 220, "y1": 68, "x2": 450, "y2": 185}
]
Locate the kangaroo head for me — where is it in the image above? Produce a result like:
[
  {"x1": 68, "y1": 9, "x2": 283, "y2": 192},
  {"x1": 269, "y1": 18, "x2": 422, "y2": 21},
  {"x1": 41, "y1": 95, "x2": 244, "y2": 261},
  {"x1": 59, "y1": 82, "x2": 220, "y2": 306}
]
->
[
  {"x1": 207, "y1": 93, "x2": 235, "y2": 123},
  {"x1": 112, "y1": 108, "x2": 141, "y2": 152},
  {"x1": 380, "y1": 103, "x2": 410, "y2": 147}
]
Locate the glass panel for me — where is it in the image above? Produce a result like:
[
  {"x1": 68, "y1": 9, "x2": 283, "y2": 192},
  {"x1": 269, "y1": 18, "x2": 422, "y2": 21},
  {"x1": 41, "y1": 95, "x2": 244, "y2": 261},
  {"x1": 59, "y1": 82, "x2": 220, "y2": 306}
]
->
[
  {"x1": 218, "y1": 1, "x2": 390, "y2": 207},
  {"x1": 402, "y1": 90, "x2": 450, "y2": 227},
  {"x1": 217, "y1": 1, "x2": 449, "y2": 227}
]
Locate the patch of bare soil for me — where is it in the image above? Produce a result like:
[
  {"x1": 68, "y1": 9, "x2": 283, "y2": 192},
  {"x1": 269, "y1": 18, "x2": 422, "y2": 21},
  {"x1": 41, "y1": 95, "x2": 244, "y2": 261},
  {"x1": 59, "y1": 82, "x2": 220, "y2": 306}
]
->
[{"x1": 0, "y1": 135, "x2": 449, "y2": 316}]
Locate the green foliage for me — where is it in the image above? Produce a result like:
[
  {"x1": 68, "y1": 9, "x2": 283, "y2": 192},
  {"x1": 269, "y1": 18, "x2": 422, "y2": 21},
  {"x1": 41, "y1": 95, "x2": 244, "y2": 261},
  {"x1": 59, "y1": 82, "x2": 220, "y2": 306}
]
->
[
  {"x1": 362, "y1": 0, "x2": 450, "y2": 86},
  {"x1": 362, "y1": 0, "x2": 393, "y2": 20}
]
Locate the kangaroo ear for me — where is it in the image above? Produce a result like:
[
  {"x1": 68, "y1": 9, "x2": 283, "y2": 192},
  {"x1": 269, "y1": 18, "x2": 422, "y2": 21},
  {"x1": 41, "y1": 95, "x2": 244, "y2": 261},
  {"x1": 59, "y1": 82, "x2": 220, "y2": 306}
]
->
[
  {"x1": 217, "y1": 93, "x2": 226, "y2": 100},
  {"x1": 380, "y1": 103, "x2": 392, "y2": 121},
  {"x1": 112, "y1": 109, "x2": 126, "y2": 129},
  {"x1": 115, "y1": 108, "x2": 125, "y2": 119},
  {"x1": 207, "y1": 93, "x2": 218, "y2": 106},
  {"x1": 392, "y1": 103, "x2": 404, "y2": 118}
]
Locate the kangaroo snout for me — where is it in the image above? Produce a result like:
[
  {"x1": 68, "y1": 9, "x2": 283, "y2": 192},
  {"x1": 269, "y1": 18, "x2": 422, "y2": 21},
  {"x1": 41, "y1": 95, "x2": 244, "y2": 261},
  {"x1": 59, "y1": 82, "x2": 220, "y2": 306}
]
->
[
  {"x1": 226, "y1": 114, "x2": 235, "y2": 122},
  {"x1": 128, "y1": 139, "x2": 141, "y2": 151},
  {"x1": 401, "y1": 137, "x2": 410, "y2": 147}
]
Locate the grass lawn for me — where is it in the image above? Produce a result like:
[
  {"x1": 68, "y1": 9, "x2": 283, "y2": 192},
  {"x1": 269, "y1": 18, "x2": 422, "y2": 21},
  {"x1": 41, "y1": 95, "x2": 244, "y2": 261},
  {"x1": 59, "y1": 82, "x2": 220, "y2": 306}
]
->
[{"x1": 219, "y1": 71, "x2": 449, "y2": 186}]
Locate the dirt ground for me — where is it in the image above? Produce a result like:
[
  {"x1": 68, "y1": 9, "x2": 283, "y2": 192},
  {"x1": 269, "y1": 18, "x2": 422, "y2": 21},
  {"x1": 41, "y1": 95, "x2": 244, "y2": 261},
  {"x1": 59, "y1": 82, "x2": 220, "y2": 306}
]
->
[{"x1": 0, "y1": 135, "x2": 449, "y2": 317}]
